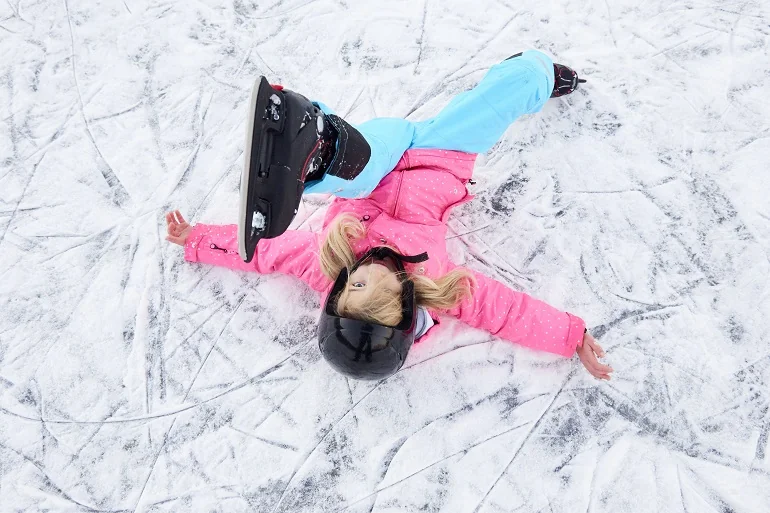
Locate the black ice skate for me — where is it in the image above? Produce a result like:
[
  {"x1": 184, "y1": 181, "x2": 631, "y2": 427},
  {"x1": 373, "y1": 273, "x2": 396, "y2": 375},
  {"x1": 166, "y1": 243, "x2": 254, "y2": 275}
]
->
[
  {"x1": 551, "y1": 63, "x2": 586, "y2": 97},
  {"x1": 238, "y1": 77, "x2": 370, "y2": 263}
]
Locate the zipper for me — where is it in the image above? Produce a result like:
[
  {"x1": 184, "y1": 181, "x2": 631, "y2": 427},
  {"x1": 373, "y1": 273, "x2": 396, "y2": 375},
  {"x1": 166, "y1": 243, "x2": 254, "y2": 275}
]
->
[
  {"x1": 391, "y1": 171, "x2": 404, "y2": 218},
  {"x1": 210, "y1": 243, "x2": 228, "y2": 253}
]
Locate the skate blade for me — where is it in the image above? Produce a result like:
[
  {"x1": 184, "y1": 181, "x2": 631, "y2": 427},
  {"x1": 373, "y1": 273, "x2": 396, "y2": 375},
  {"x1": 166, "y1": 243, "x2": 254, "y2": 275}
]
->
[{"x1": 239, "y1": 77, "x2": 281, "y2": 262}]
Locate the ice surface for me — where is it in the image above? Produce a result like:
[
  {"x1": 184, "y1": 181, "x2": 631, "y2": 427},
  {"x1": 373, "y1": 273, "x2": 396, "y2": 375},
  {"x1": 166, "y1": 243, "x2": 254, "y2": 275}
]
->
[{"x1": 1, "y1": 0, "x2": 769, "y2": 512}]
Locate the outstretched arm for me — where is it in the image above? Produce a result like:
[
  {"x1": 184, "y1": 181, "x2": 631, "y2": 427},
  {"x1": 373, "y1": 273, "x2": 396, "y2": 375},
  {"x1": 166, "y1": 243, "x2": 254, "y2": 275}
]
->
[
  {"x1": 444, "y1": 267, "x2": 612, "y2": 379},
  {"x1": 166, "y1": 211, "x2": 329, "y2": 292}
]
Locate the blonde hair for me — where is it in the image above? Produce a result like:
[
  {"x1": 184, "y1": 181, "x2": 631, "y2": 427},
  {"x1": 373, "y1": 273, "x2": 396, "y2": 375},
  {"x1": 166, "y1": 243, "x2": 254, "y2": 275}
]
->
[{"x1": 320, "y1": 214, "x2": 476, "y2": 327}]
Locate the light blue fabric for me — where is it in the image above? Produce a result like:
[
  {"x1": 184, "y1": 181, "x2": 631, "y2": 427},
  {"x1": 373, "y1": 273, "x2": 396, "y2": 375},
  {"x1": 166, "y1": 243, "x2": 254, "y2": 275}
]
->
[
  {"x1": 304, "y1": 107, "x2": 417, "y2": 198},
  {"x1": 410, "y1": 50, "x2": 554, "y2": 153},
  {"x1": 303, "y1": 50, "x2": 554, "y2": 198},
  {"x1": 312, "y1": 101, "x2": 336, "y2": 115}
]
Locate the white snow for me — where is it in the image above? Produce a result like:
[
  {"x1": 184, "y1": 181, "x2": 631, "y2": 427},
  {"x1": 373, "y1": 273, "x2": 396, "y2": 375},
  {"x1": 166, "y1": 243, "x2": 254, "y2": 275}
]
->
[
  {"x1": 1, "y1": 0, "x2": 769, "y2": 512},
  {"x1": 252, "y1": 211, "x2": 266, "y2": 231}
]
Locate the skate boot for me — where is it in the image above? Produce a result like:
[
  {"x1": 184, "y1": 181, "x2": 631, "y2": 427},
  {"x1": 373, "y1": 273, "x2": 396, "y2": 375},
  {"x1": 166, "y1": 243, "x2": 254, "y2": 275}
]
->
[
  {"x1": 238, "y1": 77, "x2": 371, "y2": 263},
  {"x1": 551, "y1": 62, "x2": 586, "y2": 97}
]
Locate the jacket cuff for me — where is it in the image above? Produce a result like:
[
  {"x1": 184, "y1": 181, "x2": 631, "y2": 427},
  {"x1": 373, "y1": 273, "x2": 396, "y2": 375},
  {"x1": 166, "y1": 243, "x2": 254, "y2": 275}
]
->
[
  {"x1": 565, "y1": 313, "x2": 586, "y2": 356},
  {"x1": 183, "y1": 224, "x2": 210, "y2": 263}
]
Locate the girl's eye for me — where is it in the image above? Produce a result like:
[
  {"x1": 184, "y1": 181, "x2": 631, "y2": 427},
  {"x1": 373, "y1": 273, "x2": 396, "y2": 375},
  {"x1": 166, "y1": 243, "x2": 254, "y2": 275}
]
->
[{"x1": 352, "y1": 282, "x2": 365, "y2": 288}]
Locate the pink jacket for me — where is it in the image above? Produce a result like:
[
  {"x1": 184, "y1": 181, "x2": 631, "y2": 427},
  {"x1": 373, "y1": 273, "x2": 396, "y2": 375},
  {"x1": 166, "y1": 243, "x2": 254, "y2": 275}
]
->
[{"x1": 184, "y1": 149, "x2": 585, "y2": 357}]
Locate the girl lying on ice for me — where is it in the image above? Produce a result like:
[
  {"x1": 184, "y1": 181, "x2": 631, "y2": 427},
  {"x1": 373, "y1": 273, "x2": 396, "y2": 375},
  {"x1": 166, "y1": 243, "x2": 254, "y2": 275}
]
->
[{"x1": 166, "y1": 51, "x2": 612, "y2": 381}]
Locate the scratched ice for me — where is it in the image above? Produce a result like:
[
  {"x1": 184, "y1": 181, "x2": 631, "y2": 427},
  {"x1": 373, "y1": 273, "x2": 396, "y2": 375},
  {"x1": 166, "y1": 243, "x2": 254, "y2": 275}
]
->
[{"x1": 1, "y1": 0, "x2": 769, "y2": 512}]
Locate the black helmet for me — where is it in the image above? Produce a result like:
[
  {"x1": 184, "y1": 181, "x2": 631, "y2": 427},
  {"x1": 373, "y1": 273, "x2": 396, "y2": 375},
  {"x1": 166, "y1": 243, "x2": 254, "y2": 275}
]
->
[
  {"x1": 238, "y1": 77, "x2": 371, "y2": 262},
  {"x1": 318, "y1": 247, "x2": 428, "y2": 380}
]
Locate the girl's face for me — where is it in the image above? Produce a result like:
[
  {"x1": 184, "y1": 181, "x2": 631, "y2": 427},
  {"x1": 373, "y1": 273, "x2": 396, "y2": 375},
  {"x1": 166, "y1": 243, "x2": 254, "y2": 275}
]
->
[
  {"x1": 336, "y1": 257, "x2": 405, "y2": 327},
  {"x1": 347, "y1": 259, "x2": 402, "y2": 299}
]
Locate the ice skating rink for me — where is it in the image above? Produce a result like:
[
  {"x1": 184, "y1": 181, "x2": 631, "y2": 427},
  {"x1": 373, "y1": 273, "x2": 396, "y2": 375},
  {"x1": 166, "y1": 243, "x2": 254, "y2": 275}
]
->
[{"x1": 1, "y1": 0, "x2": 769, "y2": 511}]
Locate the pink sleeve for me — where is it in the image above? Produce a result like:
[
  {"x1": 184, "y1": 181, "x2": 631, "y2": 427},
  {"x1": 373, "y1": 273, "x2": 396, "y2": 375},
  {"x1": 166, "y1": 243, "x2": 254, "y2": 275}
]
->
[
  {"x1": 444, "y1": 269, "x2": 585, "y2": 357},
  {"x1": 183, "y1": 223, "x2": 330, "y2": 292}
]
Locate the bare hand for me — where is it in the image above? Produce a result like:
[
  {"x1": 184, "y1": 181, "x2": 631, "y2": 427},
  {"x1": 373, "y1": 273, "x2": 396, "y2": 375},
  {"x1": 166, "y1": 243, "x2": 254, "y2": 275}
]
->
[
  {"x1": 165, "y1": 210, "x2": 192, "y2": 246},
  {"x1": 577, "y1": 332, "x2": 613, "y2": 380}
]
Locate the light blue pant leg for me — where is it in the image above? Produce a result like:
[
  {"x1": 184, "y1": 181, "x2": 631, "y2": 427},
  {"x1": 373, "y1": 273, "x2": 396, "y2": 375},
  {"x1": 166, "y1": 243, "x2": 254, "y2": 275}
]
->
[
  {"x1": 303, "y1": 51, "x2": 554, "y2": 198},
  {"x1": 410, "y1": 50, "x2": 554, "y2": 154},
  {"x1": 304, "y1": 117, "x2": 416, "y2": 198}
]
